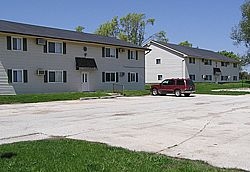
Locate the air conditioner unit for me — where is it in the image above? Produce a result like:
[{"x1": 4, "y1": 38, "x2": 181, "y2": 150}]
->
[
  {"x1": 37, "y1": 69, "x2": 45, "y2": 75},
  {"x1": 119, "y1": 72, "x2": 125, "y2": 77},
  {"x1": 202, "y1": 75, "x2": 206, "y2": 79},
  {"x1": 36, "y1": 38, "x2": 46, "y2": 45}
]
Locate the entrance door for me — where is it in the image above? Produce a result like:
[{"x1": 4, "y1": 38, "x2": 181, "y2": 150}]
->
[{"x1": 81, "y1": 72, "x2": 89, "y2": 91}]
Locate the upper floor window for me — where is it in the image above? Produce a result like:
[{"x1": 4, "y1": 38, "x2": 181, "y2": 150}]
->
[
  {"x1": 189, "y1": 57, "x2": 195, "y2": 64},
  {"x1": 203, "y1": 59, "x2": 212, "y2": 65},
  {"x1": 128, "y1": 50, "x2": 138, "y2": 60},
  {"x1": 221, "y1": 62, "x2": 229, "y2": 67},
  {"x1": 156, "y1": 59, "x2": 161, "y2": 64},
  {"x1": 102, "y1": 47, "x2": 118, "y2": 58},
  {"x1": 48, "y1": 42, "x2": 62, "y2": 54},
  {"x1": 233, "y1": 63, "x2": 237, "y2": 68},
  {"x1": 7, "y1": 36, "x2": 27, "y2": 51}
]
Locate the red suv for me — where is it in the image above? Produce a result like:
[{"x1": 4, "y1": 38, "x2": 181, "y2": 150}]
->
[{"x1": 151, "y1": 78, "x2": 195, "y2": 97}]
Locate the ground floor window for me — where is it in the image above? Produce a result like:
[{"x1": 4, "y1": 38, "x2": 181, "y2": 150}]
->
[
  {"x1": 102, "y1": 72, "x2": 118, "y2": 82},
  {"x1": 189, "y1": 74, "x2": 195, "y2": 81},
  {"x1": 203, "y1": 75, "x2": 212, "y2": 81},
  {"x1": 128, "y1": 72, "x2": 138, "y2": 82},
  {"x1": 157, "y1": 74, "x2": 163, "y2": 80},
  {"x1": 44, "y1": 70, "x2": 67, "y2": 83},
  {"x1": 7, "y1": 69, "x2": 28, "y2": 83},
  {"x1": 233, "y1": 76, "x2": 237, "y2": 81},
  {"x1": 221, "y1": 76, "x2": 229, "y2": 81}
]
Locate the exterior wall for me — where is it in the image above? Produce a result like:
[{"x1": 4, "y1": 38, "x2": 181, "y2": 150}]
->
[
  {"x1": 145, "y1": 45, "x2": 184, "y2": 84},
  {"x1": 145, "y1": 44, "x2": 240, "y2": 84},
  {"x1": 0, "y1": 33, "x2": 145, "y2": 94}
]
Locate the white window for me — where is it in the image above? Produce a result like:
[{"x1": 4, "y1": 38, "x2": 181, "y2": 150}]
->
[
  {"x1": 189, "y1": 58, "x2": 195, "y2": 64},
  {"x1": 204, "y1": 59, "x2": 212, "y2": 65},
  {"x1": 105, "y1": 72, "x2": 116, "y2": 82},
  {"x1": 48, "y1": 42, "x2": 62, "y2": 54},
  {"x1": 157, "y1": 74, "x2": 163, "y2": 80},
  {"x1": 130, "y1": 72, "x2": 136, "y2": 82},
  {"x1": 13, "y1": 69, "x2": 23, "y2": 82},
  {"x1": 48, "y1": 70, "x2": 63, "y2": 83},
  {"x1": 189, "y1": 74, "x2": 195, "y2": 81},
  {"x1": 105, "y1": 48, "x2": 116, "y2": 58},
  {"x1": 12, "y1": 37, "x2": 22, "y2": 51},
  {"x1": 221, "y1": 62, "x2": 229, "y2": 67},
  {"x1": 233, "y1": 63, "x2": 237, "y2": 68},
  {"x1": 156, "y1": 59, "x2": 161, "y2": 64},
  {"x1": 203, "y1": 75, "x2": 212, "y2": 81},
  {"x1": 130, "y1": 51, "x2": 135, "y2": 59},
  {"x1": 221, "y1": 76, "x2": 229, "y2": 81}
]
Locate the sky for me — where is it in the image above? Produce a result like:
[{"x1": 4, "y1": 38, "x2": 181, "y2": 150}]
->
[{"x1": 0, "y1": 0, "x2": 248, "y2": 57}]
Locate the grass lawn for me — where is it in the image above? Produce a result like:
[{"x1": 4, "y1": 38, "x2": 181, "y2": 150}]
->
[{"x1": 0, "y1": 139, "x2": 243, "y2": 172}]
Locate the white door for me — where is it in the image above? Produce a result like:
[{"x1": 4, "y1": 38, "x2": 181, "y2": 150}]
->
[{"x1": 81, "y1": 72, "x2": 89, "y2": 91}]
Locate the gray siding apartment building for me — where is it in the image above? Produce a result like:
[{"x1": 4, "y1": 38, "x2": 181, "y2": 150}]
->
[{"x1": 0, "y1": 20, "x2": 147, "y2": 95}]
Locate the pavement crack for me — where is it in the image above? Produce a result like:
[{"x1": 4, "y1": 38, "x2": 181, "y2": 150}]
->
[
  {"x1": 0, "y1": 132, "x2": 48, "y2": 141},
  {"x1": 156, "y1": 120, "x2": 212, "y2": 154}
]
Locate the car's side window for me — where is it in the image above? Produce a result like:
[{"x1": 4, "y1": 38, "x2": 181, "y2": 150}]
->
[
  {"x1": 168, "y1": 79, "x2": 175, "y2": 85},
  {"x1": 162, "y1": 80, "x2": 169, "y2": 85},
  {"x1": 176, "y1": 79, "x2": 185, "y2": 85}
]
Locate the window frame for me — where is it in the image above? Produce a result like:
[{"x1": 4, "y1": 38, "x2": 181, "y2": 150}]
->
[
  {"x1": 48, "y1": 70, "x2": 64, "y2": 83},
  {"x1": 189, "y1": 57, "x2": 195, "y2": 64},
  {"x1": 105, "y1": 47, "x2": 116, "y2": 58},
  {"x1": 157, "y1": 74, "x2": 163, "y2": 81},
  {"x1": 130, "y1": 72, "x2": 136, "y2": 82},
  {"x1": 233, "y1": 63, "x2": 237, "y2": 68},
  {"x1": 105, "y1": 72, "x2": 117, "y2": 82},
  {"x1": 12, "y1": 69, "x2": 23, "y2": 83},
  {"x1": 204, "y1": 59, "x2": 212, "y2": 65},
  {"x1": 189, "y1": 74, "x2": 196, "y2": 81},
  {"x1": 156, "y1": 58, "x2": 161, "y2": 64},
  {"x1": 12, "y1": 37, "x2": 23, "y2": 51},
  {"x1": 47, "y1": 41, "x2": 63, "y2": 54}
]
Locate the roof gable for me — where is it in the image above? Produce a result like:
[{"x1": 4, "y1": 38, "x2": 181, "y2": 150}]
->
[
  {"x1": 0, "y1": 20, "x2": 146, "y2": 50},
  {"x1": 150, "y1": 41, "x2": 238, "y2": 63}
]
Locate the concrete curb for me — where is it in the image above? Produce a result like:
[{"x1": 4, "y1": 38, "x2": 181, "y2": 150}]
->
[{"x1": 80, "y1": 94, "x2": 123, "y2": 100}]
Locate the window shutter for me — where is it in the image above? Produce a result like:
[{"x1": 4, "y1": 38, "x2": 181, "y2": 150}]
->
[
  {"x1": 102, "y1": 47, "x2": 105, "y2": 57},
  {"x1": 23, "y1": 70, "x2": 28, "y2": 83},
  {"x1": 136, "y1": 73, "x2": 139, "y2": 82},
  {"x1": 63, "y1": 71, "x2": 67, "y2": 83},
  {"x1": 63, "y1": 42, "x2": 66, "y2": 54},
  {"x1": 44, "y1": 70, "x2": 48, "y2": 83},
  {"x1": 116, "y1": 48, "x2": 119, "y2": 59},
  {"x1": 116, "y1": 72, "x2": 119, "y2": 82},
  {"x1": 23, "y1": 38, "x2": 27, "y2": 51},
  {"x1": 7, "y1": 69, "x2": 12, "y2": 83},
  {"x1": 7, "y1": 36, "x2": 11, "y2": 50},
  {"x1": 136, "y1": 51, "x2": 138, "y2": 60},
  {"x1": 128, "y1": 72, "x2": 130, "y2": 82},
  {"x1": 102, "y1": 72, "x2": 105, "y2": 82},
  {"x1": 128, "y1": 50, "x2": 130, "y2": 59},
  {"x1": 43, "y1": 41, "x2": 47, "y2": 53}
]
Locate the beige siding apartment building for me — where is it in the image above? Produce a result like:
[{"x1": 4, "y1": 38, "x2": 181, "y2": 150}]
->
[
  {"x1": 145, "y1": 41, "x2": 240, "y2": 84},
  {"x1": 0, "y1": 20, "x2": 147, "y2": 95}
]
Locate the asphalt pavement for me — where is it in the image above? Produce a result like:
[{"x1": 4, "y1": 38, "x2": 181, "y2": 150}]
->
[{"x1": 0, "y1": 94, "x2": 250, "y2": 170}]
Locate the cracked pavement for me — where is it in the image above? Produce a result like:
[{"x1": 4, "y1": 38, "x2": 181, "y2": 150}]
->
[{"x1": 0, "y1": 94, "x2": 250, "y2": 170}]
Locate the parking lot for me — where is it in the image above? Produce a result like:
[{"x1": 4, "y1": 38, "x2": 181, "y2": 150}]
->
[{"x1": 0, "y1": 94, "x2": 250, "y2": 170}]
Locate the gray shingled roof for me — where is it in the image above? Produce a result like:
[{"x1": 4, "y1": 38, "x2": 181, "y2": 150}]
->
[
  {"x1": 152, "y1": 41, "x2": 238, "y2": 62},
  {"x1": 0, "y1": 20, "x2": 146, "y2": 50}
]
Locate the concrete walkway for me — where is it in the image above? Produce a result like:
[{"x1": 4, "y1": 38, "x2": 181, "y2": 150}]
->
[{"x1": 0, "y1": 94, "x2": 250, "y2": 170}]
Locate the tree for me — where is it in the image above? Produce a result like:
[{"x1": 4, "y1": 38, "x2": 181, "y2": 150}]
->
[
  {"x1": 95, "y1": 16, "x2": 119, "y2": 37},
  {"x1": 154, "y1": 31, "x2": 168, "y2": 43},
  {"x1": 218, "y1": 50, "x2": 241, "y2": 61},
  {"x1": 179, "y1": 41, "x2": 192, "y2": 47},
  {"x1": 75, "y1": 26, "x2": 85, "y2": 32},
  {"x1": 95, "y1": 13, "x2": 155, "y2": 46},
  {"x1": 231, "y1": 0, "x2": 250, "y2": 49}
]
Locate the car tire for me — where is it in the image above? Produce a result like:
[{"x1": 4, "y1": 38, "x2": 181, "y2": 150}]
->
[
  {"x1": 174, "y1": 89, "x2": 181, "y2": 97},
  {"x1": 184, "y1": 93, "x2": 190, "y2": 97},
  {"x1": 152, "y1": 88, "x2": 158, "y2": 96}
]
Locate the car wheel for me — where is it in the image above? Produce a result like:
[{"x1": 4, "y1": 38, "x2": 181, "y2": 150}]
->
[
  {"x1": 184, "y1": 93, "x2": 190, "y2": 97},
  {"x1": 174, "y1": 89, "x2": 181, "y2": 97},
  {"x1": 152, "y1": 88, "x2": 158, "y2": 96}
]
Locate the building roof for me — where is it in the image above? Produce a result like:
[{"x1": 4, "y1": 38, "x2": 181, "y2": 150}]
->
[
  {"x1": 0, "y1": 20, "x2": 146, "y2": 50},
  {"x1": 151, "y1": 41, "x2": 238, "y2": 62}
]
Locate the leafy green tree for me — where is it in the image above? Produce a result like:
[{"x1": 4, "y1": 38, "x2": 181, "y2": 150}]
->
[
  {"x1": 95, "y1": 13, "x2": 155, "y2": 46},
  {"x1": 75, "y1": 26, "x2": 85, "y2": 32},
  {"x1": 154, "y1": 31, "x2": 168, "y2": 43},
  {"x1": 218, "y1": 50, "x2": 240, "y2": 61},
  {"x1": 95, "y1": 16, "x2": 119, "y2": 37},
  {"x1": 179, "y1": 41, "x2": 192, "y2": 47},
  {"x1": 231, "y1": 0, "x2": 250, "y2": 48}
]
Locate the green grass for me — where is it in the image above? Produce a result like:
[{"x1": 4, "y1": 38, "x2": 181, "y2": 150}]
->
[
  {"x1": 195, "y1": 81, "x2": 250, "y2": 95},
  {"x1": 0, "y1": 92, "x2": 108, "y2": 104},
  {"x1": 0, "y1": 139, "x2": 243, "y2": 172}
]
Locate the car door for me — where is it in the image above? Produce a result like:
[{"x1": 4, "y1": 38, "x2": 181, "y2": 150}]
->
[{"x1": 160, "y1": 79, "x2": 175, "y2": 93}]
